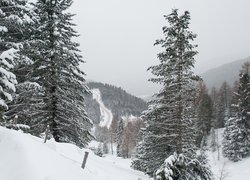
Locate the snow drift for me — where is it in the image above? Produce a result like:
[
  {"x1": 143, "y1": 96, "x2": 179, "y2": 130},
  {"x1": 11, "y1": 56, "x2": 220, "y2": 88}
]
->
[{"x1": 0, "y1": 126, "x2": 149, "y2": 180}]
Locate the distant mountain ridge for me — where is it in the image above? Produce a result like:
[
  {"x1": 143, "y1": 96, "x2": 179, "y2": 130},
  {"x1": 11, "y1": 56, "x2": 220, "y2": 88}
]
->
[
  {"x1": 200, "y1": 57, "x2": 250, "y2": 89},
  {"x1": 85, "y1": 82, "x2": 147, "y2": 125}
]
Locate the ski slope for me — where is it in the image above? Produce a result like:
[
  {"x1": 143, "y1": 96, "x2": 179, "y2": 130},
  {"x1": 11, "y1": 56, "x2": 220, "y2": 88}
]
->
[
  {"x1": 92, "y1": 89, "x2": 113, "y2": 128},
  {"x1": 0, "y1": 126, "x2": 150, "y2": 180}
]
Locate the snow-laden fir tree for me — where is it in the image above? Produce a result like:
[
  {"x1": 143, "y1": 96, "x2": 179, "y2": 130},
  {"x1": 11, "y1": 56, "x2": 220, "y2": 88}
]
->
[
  {"x1": 223, "y1": 62, "x2": 250, "y2": 161},
  {"x1": 214, "y1": 82, "x2": 232, "y2": 128},
  {"x1": 117, "y1": 118, "x2": 124, "y2": 157},
  {"x1": 132, "y1": 9, "x2": 212, "y2": 179},
  {"x1": 0, "y1": 0, "x2": 32, "y2": 122},
  {"x1": 26, "y1": 0, "x2": 93, "y2": 147},
  {"x1": 0, "y1": 49, "x2": 16, "y2": 122},
  {"x1": 155, "y1": 152, "x2": 212, "y2": 180},
  {"x1": 195, "y1": 82, "x2": 213, "y2": 147},
  {"x1": 0, "y1": 0, "x2": 41, "y2": 128}
]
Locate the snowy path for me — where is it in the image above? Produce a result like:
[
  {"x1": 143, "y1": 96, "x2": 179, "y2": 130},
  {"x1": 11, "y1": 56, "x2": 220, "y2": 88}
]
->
[
  {"x1": 0, "y1": 127, "x2": 150, "y2": 180},
  {"x1": 92, "y1": 89, "x2": 113, "y2": 128}
]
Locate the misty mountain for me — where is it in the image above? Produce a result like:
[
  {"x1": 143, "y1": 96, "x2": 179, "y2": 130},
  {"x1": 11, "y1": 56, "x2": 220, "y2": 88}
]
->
[
  {"x1": 85, "y1": 82, "x2": 147, "y2": 124},
  {"x1": 200, "y1": 57, "x2": 250, "y2": 89}
]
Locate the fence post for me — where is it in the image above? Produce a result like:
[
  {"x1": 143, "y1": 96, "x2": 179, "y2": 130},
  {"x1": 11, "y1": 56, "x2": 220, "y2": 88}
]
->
[
  {"x1": 44, "y1": 125, "x2": 50, "y2": 143},
  {"x1": 81, "y1": 151, "x2": 89, "y2": 169}
]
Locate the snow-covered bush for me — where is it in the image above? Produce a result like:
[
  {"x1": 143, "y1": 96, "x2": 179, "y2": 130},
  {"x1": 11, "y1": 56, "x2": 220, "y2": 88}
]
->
[{"x1": 155, "y1": 152, "x2": 213, "y2": 180}]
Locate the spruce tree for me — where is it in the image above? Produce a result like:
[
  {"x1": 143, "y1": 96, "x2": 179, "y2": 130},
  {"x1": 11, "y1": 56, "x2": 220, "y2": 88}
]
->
[
  {"x1": 117, "y1": 118, "x2": 124, "y2": 157},
  {"x1": 0, "y1": 49, "x2": 17, "y2": 122},
  {"x1": 132, "y1": 9, "x2": 212, "y2": 179},
  {"x1": 1, "y1": 0, "x2": 40, "y2": 128},
  {"x1": 223, "y1": 62, "x2": 250, "y2": 161},
  {"x1": 214, "y1": 82, "x2": 232, "y2": 128},
  {"x1": 0, "y1": 0, "x2": 32, "y2": 123},
  {"x1": 27, "y1": 0, "x2": 93, "y2": 147},
  {"x1": 195, "y1": 82, "x2": 213, "y2": 147}
]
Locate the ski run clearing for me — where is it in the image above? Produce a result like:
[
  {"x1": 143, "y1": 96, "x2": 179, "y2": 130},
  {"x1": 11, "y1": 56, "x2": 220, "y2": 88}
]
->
[
  {"x1": 92, "y1": 89, "x2": 113, "y2": 128},
  {"x1": 0, "y1": 126, "x2": 250, "y2": 180}
]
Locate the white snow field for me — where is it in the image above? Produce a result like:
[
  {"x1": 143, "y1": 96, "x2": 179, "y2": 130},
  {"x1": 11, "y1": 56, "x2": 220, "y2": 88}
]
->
[
  {"x1": 207, "y1": 128, "x2": 250, "y2": 180},
  {"x1": 92, "y1": 89, "x2": 113, "y2": 128},
  {"x1": 0, "y1": 126, "x2": 150, "y2": 180},
  {"x1": 1, "y1": 126, "x2": 250, "y2": 180}
]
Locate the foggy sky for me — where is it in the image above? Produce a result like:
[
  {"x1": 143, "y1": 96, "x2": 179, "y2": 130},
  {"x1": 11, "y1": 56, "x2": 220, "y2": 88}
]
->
[{"x1": 70, "y1": 0, "x2": 250, "y2": 97}]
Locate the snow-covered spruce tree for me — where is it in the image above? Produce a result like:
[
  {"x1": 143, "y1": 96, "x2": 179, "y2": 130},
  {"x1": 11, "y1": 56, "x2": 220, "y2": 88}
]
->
[
  {"x1": 214, "y1": 82, "x2": 232, "y2": 128},
  {"x1": 117, "y1": 118, "x2": 124, "y2": 157},
  {"x1": 132, "y1": 9, "x2": 212, "y2": 179},
  {"x1": 195, "y1": 82, "x2": 213, "y2": 147},
  {"x1": 223, "y1": 63, "x2": 250, "y2": 161},
  {"x1": 0, "y1": 49, "x2": 17, "y2": 122},
  {"x1": 155, "y1": 152, "x2": 212, "y2": 180},
  {"x1": 0, "y1": 0, "x2": 33, "y2": 123},
  {"x1": 28, "y1": 0, "x2": 93, "y2": 147},
  {"x1": 0, "y1": 0, "x2": 41, "y2": 129}
]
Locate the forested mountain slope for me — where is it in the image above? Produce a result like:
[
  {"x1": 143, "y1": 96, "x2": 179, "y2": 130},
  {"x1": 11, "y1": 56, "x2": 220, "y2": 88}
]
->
[{"x1": 85, "y1": 82, "x2": 147, "y2": 124}]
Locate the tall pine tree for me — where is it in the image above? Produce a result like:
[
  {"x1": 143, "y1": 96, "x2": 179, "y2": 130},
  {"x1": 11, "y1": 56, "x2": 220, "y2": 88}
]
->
[
  {"x1": 132, "y1": 9, "x2": 212, "y2": 179},
  {"x1": 26, "y1": 0, "x2": 93, "y2": 147}
]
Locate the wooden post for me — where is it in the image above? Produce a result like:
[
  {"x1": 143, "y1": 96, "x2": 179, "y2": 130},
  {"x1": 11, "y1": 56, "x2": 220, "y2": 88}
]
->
[
  {"x1": 81, "y1": 151, "x2": 89, "y2": 169},
  {"x1": 44, "y1": 125, "x2": 50, "y2": 143},
  {"x1": 13, "y1": 115, "x2": 18, "y2": 125}
]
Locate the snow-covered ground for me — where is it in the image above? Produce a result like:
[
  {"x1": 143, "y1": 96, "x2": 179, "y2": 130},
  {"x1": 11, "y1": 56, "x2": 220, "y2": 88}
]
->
[
  {"x1": 92, "y1": 89, "x2": 113, "y2": 128},
  {"x1": 1, "y1": 123, "x2": 249, "y2": 179},
  {"x1": 0, "y1": 126, "x2": 150, "y2": 180},
  {"x1": 207, "y1": 128, "x2": 250, "y2": 180}
]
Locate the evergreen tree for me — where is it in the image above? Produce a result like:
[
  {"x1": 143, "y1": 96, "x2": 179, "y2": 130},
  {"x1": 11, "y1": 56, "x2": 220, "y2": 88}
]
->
[
  {"x1": 110, "y1": 114, "x2": 119, "y2": 154},
  {"x1": 0, "y1": 0, "x2": 32, "y2": 123},
  {"x1": 132, "y1": 9, "x2": 212, "y2": 179},
  {"x1": 1, "y1": 1, "x2": 40, "y2": 128},
  {"x1": 223, "y1": 62, "x2": 250, "y2": 161},
  {"x1": 214, "y1": 82, "x2": 232, "y2": 128},
  {"x1": 195, "y1": 82, "x2": 213, "y2": 147},
  {"x1": 155, "y1": 152, "x2": 212, "y2": 180},
  {"x1": 96, "y1": 143, "x2": 103, "y2": 157},
  {"x1": 120, "y1": 121, "x2": 136, "y2": 158},
  {"x1": 210, "y1": 127, "x2": 217, "y2": 152},
  {"x1": 117, "y1": 118, "x2": 124, "y2": 157},
  {"x1": 0, "y1": 49, "x2": 17, "y2": 122},
  {"x1": 27, "y1": 0, "x2": 93, "y2": 147}
]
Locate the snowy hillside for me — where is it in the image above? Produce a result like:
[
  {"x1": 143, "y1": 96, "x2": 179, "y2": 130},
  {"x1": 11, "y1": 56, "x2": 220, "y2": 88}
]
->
[
  {"x1": 207, "y1": 129, "x2": 250, "y2": 180},
  {"x1": 0, "y1": 127, "x2": 150, "y2": 180},
  {"x1": 85, "y1": 82, "x2": 147, "y2": 125}
]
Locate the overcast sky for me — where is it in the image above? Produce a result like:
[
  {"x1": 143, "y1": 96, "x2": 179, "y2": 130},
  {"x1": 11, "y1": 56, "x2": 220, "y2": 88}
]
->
[{"x1": 70, "y1": 0, "x2": 250, "y2": 97}]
